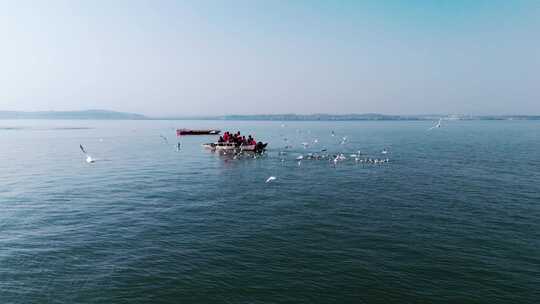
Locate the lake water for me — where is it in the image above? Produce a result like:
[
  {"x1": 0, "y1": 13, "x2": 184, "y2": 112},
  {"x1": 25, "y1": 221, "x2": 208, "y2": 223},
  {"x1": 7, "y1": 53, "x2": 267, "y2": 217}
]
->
[{"x1": 1, "y1": 120, "x2": 539, "y2": 303}]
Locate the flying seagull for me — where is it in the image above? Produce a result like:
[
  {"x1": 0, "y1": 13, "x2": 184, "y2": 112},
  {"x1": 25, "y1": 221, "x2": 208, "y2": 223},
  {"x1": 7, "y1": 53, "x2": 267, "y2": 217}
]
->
[
  {"x1": 265, "y1": 176, "x2": 277, "y2": 183},
  {"x1": 80, "y1": 144, "x2": 95, "y2": 163},
  {"x1": 428, "y1": 119, "x2": 442, "y2": 131}
]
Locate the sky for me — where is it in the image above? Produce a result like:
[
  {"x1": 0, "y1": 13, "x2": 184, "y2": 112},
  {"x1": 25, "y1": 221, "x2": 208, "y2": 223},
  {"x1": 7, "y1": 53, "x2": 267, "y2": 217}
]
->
[{"x1": 0, "y1": 0, "x2": 539, "y2": 116}]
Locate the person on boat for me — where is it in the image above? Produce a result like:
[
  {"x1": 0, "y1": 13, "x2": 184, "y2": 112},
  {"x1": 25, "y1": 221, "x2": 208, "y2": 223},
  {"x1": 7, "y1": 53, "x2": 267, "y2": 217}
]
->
[
  {"x1": 248, "y1": 135, "x2": 256, "y2": 146},
  {"x1": 223, "y1": 132, "x2": 229, "y2": 142},
  {"x1": 218, "y1": 136, "x2": 224, "y2": 143},
  {"x1": 241, "y1": 136, "x2": 247, "y2": 145},
  {"x1": 255, "y1": 141, "x2": 266, "y2": 153}
]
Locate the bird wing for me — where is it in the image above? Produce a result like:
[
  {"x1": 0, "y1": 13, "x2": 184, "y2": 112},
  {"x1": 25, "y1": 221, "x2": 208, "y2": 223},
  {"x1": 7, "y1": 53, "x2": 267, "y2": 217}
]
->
[{"x1": 80, "y1": 144, "x2": 87, "y2": 154}]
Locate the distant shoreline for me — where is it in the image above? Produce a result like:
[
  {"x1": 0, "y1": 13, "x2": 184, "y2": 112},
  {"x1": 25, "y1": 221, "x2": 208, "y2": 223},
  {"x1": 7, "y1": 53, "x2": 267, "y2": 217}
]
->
[{"x1": 1, "y1": 110, "x2": 539, "y2": 121}]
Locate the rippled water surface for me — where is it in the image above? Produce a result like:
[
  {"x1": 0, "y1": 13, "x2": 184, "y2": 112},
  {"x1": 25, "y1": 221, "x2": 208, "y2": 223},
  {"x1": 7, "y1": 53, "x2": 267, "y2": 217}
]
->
[{"x1": 1, "y1": 120, "x2": 539, "y2": 303}]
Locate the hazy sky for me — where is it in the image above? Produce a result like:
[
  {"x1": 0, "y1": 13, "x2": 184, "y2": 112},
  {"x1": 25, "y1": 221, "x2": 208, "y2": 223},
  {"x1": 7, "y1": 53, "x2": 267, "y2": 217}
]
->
[{"x1": 0, "y1": 0, "x2": 539, "y2": 116}]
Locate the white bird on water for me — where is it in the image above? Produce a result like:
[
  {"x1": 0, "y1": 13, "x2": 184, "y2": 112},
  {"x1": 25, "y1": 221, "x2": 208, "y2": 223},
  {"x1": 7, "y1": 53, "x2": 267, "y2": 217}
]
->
[
  {"x1": 428, "y1": 118, "x2": 442, "y2": 130},
  {"x1": 266, "y1": 176, "x2": 277, "y2": 183}
]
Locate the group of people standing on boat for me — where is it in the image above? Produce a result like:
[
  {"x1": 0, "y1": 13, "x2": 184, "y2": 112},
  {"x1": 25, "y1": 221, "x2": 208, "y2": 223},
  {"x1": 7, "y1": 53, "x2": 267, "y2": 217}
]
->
[{"x1": 218, "y1": 131, "x2": 257, "y2": 146}]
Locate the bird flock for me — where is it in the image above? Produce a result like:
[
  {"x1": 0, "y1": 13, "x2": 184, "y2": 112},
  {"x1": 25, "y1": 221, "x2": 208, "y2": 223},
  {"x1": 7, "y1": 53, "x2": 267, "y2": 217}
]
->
[{"x1": 78, "y1": 119, "x2": 446, "y2": 186}]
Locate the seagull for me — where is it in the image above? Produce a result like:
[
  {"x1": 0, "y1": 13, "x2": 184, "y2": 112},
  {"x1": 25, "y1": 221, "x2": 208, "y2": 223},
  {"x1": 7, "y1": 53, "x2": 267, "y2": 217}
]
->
[
  {"x1": 381, "y1": 149, "x2": 388, "y2": 155},
  {"x1": 80, "y1": 144, "x2": 95, "y2": 163},
  {"x1": 313, "y1": 139, "x2": 319, "y2": 144},
  {"x1": 265, "y1": 176, "x2": 277, "y2": 183},
  {"x1": 428, "y1": 118, "x2": 442, "y2": 130},
  {"x1": 176, "y1": 142, "x2": 181, "y2": 152},
  {"x1": 331, "y1": 131, "x2": 336, "y2": 137},
  {"x1": 340, "y1": 136, "x2": 348, "y2": 145},
  {"x1": 301, "y1": 142, "x2": 309, "y2": 149},
  {"x1": 160, "y1": 134, "x2": 169, "y2": 144},
  {"x1": 296, "y1": 155, "x2": 304, "y2": 160}
]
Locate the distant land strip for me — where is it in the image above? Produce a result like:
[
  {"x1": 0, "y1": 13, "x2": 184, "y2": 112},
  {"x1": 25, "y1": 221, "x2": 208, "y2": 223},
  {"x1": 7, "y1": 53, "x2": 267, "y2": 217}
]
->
[{"x1": 1, "y1": 110, "x2": 539, "y2": 121}]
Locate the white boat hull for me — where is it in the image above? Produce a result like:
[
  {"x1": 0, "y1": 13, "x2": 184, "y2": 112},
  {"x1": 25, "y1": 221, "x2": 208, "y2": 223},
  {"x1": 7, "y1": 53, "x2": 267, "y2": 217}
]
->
[{"x1": 203, "y1": 143, "x2": 257, "y2": 152}]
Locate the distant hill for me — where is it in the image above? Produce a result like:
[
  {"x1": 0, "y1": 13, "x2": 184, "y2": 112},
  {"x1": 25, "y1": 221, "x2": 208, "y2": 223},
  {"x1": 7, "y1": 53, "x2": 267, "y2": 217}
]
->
[
  {"x1": 0, "y1": 110, "x2": 147, "y2": 120},
  {"x1": 1, "y1": 110, "x2": 538, "y2": 121}
]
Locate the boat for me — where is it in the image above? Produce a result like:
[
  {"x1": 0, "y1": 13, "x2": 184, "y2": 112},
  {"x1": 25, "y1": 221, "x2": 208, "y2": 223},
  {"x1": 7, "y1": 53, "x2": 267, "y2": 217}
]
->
[
  {"x1": 203, "y1": 142, "x2": 267, "y2": 153},
  {"x1": 176, "y1": 129, "x2": 220, "y2": 136}
]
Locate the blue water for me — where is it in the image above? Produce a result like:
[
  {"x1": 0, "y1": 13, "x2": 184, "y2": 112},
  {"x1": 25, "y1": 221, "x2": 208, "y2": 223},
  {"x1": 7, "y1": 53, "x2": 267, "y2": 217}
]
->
[{"x1": 1, "y1": 120, "x2": 539, "y2": 303}]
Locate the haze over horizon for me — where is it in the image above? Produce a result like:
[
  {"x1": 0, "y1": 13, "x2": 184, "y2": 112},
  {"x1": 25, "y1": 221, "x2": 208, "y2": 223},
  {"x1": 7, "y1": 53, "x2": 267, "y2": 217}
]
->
[{"x1": 1, "y1": 1, "x2": 539, "y2": 116}]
